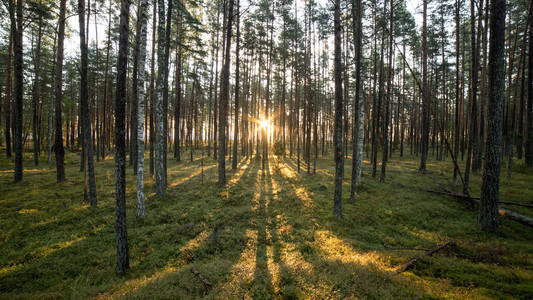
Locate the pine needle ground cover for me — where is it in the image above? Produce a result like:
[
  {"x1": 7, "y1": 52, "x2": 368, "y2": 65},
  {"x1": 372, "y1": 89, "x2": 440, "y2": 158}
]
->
[{"x1": 1, "y1": 149, "x2": 532, "y2": 299}]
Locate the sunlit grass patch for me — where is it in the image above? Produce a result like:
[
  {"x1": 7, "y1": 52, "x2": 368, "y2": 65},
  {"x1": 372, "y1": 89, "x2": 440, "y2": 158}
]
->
[{"x1": 0, "y1": 147, "x2": 532, "y2": 298}]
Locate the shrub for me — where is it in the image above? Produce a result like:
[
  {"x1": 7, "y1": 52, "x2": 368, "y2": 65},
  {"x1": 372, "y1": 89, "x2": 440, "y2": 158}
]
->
[{"x1": 272, "y1": 140, "x2": 284, "y2": 156}]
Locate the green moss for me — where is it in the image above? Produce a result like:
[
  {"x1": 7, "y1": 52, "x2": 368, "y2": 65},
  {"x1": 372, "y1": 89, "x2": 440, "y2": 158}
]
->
[{"x1": 0, "y1": 148, "x2": 532, "y2": 299}]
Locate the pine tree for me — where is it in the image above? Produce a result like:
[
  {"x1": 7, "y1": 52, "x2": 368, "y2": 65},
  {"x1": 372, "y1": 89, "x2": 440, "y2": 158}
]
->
[
  {"x1": 54, "y1": 0, "x2": 67, "y2": 183},
  {"x1": 333, "y1": 0, "x2": 343, "y2": 219},
  {"x1": 218, "y1": 0, "x2": 234, "y2": 186},
  {"x1": 115, "y1": 0, "x2": 131, "y2": 275},
  {"x1": 79, "y1": 0, "x2": 97, "y2": 206},
  {"x1": 478, "y1": 0, "x2": 506, "y2": 231}
]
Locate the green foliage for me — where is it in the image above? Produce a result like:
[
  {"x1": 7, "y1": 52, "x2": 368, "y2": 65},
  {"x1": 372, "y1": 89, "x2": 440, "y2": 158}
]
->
[
  {"x1": 0, "y1": 149, "x2": 532, "y2": 298},
  {"x1": 272, "y1": 140, "x2": 284, "y2": 156}
]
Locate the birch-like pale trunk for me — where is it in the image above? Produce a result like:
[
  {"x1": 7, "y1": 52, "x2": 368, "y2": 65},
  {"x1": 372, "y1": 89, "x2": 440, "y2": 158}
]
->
[{"x1": 135, "y1": 0, "x2": 149, "y2": 218}]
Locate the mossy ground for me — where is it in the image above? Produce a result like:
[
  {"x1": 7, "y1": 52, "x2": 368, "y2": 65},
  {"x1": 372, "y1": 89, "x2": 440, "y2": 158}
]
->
[{"x1": 0, "y1": 146, "x2": 532, "y2": 299}]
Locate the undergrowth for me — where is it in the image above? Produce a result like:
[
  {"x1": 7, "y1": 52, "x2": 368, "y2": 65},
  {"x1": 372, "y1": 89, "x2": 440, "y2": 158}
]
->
[{"x1": 0, "y1": 147, "x2": 532, "y2": 299}]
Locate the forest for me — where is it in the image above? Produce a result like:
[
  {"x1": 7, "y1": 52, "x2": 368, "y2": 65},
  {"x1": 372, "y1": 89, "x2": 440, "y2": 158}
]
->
[{"x1": 0, "y1": 0, "x2": 532, "y2": 298}]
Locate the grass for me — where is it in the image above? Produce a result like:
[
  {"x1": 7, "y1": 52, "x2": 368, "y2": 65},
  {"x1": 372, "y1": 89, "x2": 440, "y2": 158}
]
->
[{"x1": 0, "y1": 146, "x2": 532, "y2": 299}]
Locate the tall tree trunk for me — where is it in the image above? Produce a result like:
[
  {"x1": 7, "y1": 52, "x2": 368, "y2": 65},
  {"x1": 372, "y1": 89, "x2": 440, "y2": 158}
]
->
[
  {"x1": 9, "y1": 0, "x2": 23, "y2": 183},
  {"x1": 155, "y1": 0, "x2": 167, "y2": 196},
  {"x1": 135, "y1": 0, "x2": 149, "y2": 218},
  {"x1": 232, "y1": 0, "x2": 240, "y2": 170},
  {"x1": 380, "y1": 0, "x2": 392, "y2": 183},
  {"x1": 101, "y1": 4, "x2": 112, "y2": 161},
  {"x1": 371, "y1": 1, "x2": 379, "y2": 178},
  {"x1": 79, "y1": 0, "x2": 98, "y2": 206},
  {"x1": 464, "y1": 0, "x2": 482, "y2": 194},
  {"x1": 54, "y1": 0, "x2": 67, "y2": 182},
  {"x1": 32, "y1": 17, "x2": 43, "y2": 167},
  {"x1": 349, "y1": 0, "x2": 363, "y2": 202},
  {"x1": 333, "y1": 0, "x2": 343, "y2": 219},
  {"x1": 420, "y1": 0, "x2": 429, "y2": 172},
  {"x1": 454, "y1": 0, "x2": 461, "y2": 183},
  {"x1": 162, "y1": 0, "x2": 173, "y2": 189},
  {"x1": 131, "y1": 0, "x2": 142, "y2": 174},
  {"x1": 218, "y1": 0, "x2": 234, "y2": 186},
  {"x1": 149, "y1": 0, "x2": 156, "y2": 175},
  {"x1": 115, "y1": 0, "x2": 131, "y2": 275},
  {"x1": 47, "y1": 32, "x2": 56, "y2": 164},
  {"x1": 526, "y1": 1, "x2": 533, "y2": 167},
  {"x1": 213, "y1": 0, "x2": 221, "y2": 161},
  {"x1": 478, "y1": 0, "x2": 506, "y2": 231},
  {"x1": 476, "y1": 1, "x2": 489, "y2": 172},
  {"x1": 5, "y1": 28, "x2": 13, "y2": 158},
  {"x1": 174, "y1": 13, "x2": 182, "y2": 162}
]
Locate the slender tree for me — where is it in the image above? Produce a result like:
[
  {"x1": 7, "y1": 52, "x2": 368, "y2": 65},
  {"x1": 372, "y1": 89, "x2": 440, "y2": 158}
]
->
[
  {"x1": 79, "y1": 0, "x2": 97, "y2": 206},
  {"x1": 9, "y1": 0, "x2": 23, "y2": 183},
  {"x1": 32, "y1": 14, "x2": 43, "y2": 167},
  {"x1": 420, "y1": 0, "x2": 429, "y2": 172},
  {"x1": 333, "y1": 0, "x2": 343, "y2": 219},
  {"x1": 115, "y1": 0, "x2": 131, "y2": 275},
  {"x1": 54, "y1": 0, "x2": 67, "y2": 182},
  {"x1": 381, "y1": 0, "x2": 393, "y2": 183},
  {"x1": 526, "y1": 2, "x2": 533, "y2": 167},
  {"x1": 478, "y1": 0, "x2": 506, "y2": 231},
  {"x1": 135, "y1": 0, "x2": 150, "y2": 218},
  {"x1": 232, "y1": 0, "x2": 240, "y2": 170},
  {"x1": 155, "y1": 0, "x2": 167, "y2": 196},
  {"x1": 5, "y1": 30, "x2": 12, "y2": 158},
  {"x1": 350, "y1": 0, "x2": 363, "y2": 202},
  {"x1": 218, "y1": 0, "x2": 234, "y2": 186},
  {"x1": 174, "y1": 11, "x2": 183, "y2": 162},
  {"x1": 454, "y1": 0, "x2": 461, "y2": 183}
]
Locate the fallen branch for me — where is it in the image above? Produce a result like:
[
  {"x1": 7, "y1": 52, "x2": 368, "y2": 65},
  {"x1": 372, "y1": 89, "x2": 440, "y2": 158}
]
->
[
  {"x1": 382, "y1": 243, "x2": 428, "y2": 252},
  {"x1": 394, "y1": 241, "x2": 455, "y2": 274},
  {"x1": 498, "y1": 201, "x2": 533, "y2": 209},
  {"x1": 425, "y1": 189, "x2": 533, "y2": 229},
  {"x1": 190, "y1": 268, "x2": 214, "y2": 287},
  {"x1": 427, "y1": 189, "x2": 533, "y2": 208}
]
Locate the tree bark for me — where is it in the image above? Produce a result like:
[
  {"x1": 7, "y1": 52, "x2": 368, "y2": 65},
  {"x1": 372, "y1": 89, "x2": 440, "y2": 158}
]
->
[
  {"x1": 218, "y1": 0, "x2": 234, "y2": 186},
  {"x1": 79, "y1": 0, "x2": 98, "y2": 206},
  {"x1": 115, "y1": 0, "x2": 131, "y2": 275},
  {"x1": 349, "y1": 0, "x2": 363, "y2": 202},
  {"x1": 54, "y1": 0, "x2": 67, "y2": 183},
  {"x1": 5, "y1": 28, "x2": 13, "y2": 158},
  {"x1": 232, "y1": 0, "x2": 240, "y2": 170},
  {"x1": 526, "y1": 1, "x2": 533, "y2": 167},
  {"x1": 9, "y1": 0, "x2": 23, "y2": 183},
  {"x1": 32, "y1": 17, "x2": 43, "y2": 167},
  {"x1": 420, "y1": 0, "x2": 429, "y2": 172},
  {"x1": 174, "y1": 13, "x2": 182, "y2": 162},
  {"x1": 478, "y1": 0, "x2": 506, "y2": 232},
  {"x1": 135, "y1": 0, "x2": 149, "y2": 218},
  {"x1": 380, "y1": 0, "x2": 393, "y2": 183},
  {"x1": 454, "y1": 0, "x2": 461, "y2": 183},
  {"x1": 333, "y1": 0, "x2": 343, "y2": 219},
  {"x1": 155, "y1": 0, "x2": 167, "y2": 196}
]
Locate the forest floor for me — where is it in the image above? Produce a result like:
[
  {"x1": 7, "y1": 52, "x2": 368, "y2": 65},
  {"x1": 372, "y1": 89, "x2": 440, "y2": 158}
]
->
[{"x1": 0, "y1": 147, "x2": 532, "y2": 299}]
